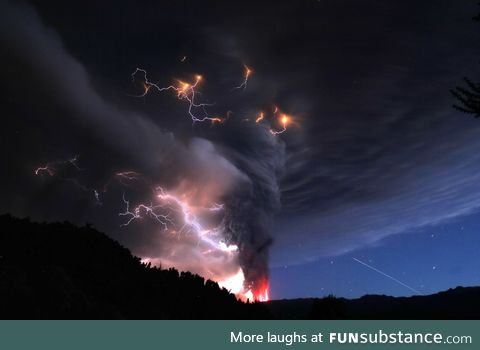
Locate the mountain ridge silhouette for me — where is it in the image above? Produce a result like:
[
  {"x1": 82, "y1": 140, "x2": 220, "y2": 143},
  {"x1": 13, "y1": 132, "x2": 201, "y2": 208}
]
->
[{"x1": 1, "y1": 214, "x2": 479, "y2": 319}]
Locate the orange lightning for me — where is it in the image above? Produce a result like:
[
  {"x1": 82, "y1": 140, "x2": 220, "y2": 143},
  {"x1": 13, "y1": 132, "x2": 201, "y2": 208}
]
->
[
  {"x1": 203, "y1": 109, "x2": 233, "y2": 125},
  {"x1": 233, "y1": 64, "x2": 253, "y2": 91},
  {"x1": 255, "y1": 112, "x2": 264, "y2": 123},
  {"x1": 209, "y1": 117, "x2": 224, "y2": 124},
  {"x1": 131, "y1": 68, "x2": 219, "y2": 124},
  {"x1": 270, "y1": 110, "x2": 292, "y2": 135},
  {"x1": 250, "y1": 105, "x2": 295, "y2": 136}
]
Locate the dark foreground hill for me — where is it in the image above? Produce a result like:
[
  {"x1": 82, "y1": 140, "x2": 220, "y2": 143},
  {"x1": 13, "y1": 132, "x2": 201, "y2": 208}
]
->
[
  {"x1": 268, "y1": 288, "x2": 480, "y2": 319},
  {"x1": 1, "y1": 214, "x2": 479, "y2": 319},
  {"x1": 0, "y1": 214, "x2": 269, "y2": 319}
]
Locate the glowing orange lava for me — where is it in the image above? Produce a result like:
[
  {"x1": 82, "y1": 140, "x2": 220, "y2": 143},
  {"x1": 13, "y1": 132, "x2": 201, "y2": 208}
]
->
[
  {"x1": 238, "y1": 287, "x2": 270, "y2": 303},
  {"x1": 217, "y1": 269, "x2": 270, "y2": 302},
  {"x1": 253, "y1": 278, "x2": 270, "y2": 302}
]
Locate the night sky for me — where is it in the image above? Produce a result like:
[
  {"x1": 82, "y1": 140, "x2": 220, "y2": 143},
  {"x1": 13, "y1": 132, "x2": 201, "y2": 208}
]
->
[{"x1": 1, "y1": 0, "x2": 480, "y2": 299}]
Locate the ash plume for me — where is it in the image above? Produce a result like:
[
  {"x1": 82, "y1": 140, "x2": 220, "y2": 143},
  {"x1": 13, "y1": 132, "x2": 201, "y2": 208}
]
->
[
  {"x1": 220, "y1": 122, "x2": 286, "y2": 293},
  {"x1": 0, "y1": 0, "x2": 286, "y2": 297}
]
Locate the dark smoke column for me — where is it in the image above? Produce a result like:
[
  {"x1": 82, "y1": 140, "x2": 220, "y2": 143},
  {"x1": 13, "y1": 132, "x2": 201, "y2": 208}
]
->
[{"x1": 221, "y1": 123, "x2": 286, "y2": 298}]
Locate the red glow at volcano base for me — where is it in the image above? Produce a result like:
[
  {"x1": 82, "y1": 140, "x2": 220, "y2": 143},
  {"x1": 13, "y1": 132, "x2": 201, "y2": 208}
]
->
[{"x1": 238, "y1": 279, "x2": 270, "y2": 303}]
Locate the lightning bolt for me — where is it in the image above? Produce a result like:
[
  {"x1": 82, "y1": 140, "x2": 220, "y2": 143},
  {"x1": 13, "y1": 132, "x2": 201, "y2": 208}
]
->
[
  {"x1": 131, "y1": 68, "x2": 222, "y2": 124},
  {"x1": 267, "y1": 106, "x2": 293, "y2": 135},
  {"x1": 255, "y1": 112, "x2": 264, "y2": 123},
  {"x1": 34, "y1": 155, "x2": 102, "y2": 205},
  {"x1": 119, "y1": 193, "x2": 174, "y2": 229},
  {"x1": 233, "y1": 64, "x2": 253, "y2": 91},
  {"x1": 34, "y1": 154, "x2": 268, "y2": 301},
  {"x1": 270, "y1": 113, "x2": 290, "y2": 134},
  {"x1": 34, "y1": 155, "x2": 81, "y2": 176}
]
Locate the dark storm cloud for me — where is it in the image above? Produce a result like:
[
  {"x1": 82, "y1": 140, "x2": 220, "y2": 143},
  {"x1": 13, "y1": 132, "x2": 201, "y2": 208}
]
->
[
  {"x1": 256, "y1": 0, "x2": 480, "y2": 264},
  {"x1": 1, "y1": 0, "x2": 480, "y2": 274},
  {"x1": 189, "y1": 0, "x2": 480, "y2": 264}
]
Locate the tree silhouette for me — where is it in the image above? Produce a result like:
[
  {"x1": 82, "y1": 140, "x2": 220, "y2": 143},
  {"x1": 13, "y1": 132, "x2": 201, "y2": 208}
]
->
[
  {"x1": 451, "y1": 78, "x2": 480, "y2": 117},
  {"x1": 451, "y1": 5, "x2": 480, "y2": 117}
]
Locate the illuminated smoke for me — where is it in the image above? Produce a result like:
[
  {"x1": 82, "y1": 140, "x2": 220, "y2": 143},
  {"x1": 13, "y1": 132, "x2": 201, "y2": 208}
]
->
[
  {"x1": 113, "y1": 135, "x2": 285, "y2": 301},
  {"x1": 2, "y1": 1, "x2": 291, "y2": 301}
]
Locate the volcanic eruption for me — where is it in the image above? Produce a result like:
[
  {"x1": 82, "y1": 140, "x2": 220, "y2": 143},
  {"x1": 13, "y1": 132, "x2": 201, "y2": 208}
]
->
[{"x1": 1, "y1": 1, "x2": 297, "y2": 302}]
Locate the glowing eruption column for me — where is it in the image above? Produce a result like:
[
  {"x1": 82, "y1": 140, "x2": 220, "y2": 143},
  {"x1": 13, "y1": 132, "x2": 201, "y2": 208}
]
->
[
  {"x1": 120, "y1": 186, "x2": 268, "y2": 302},
  {"x1": 33, "y1": 63, "x2": 296, "y2": 303},
  {"x1": 35, "y1": 158, "x2": 271, "y2": 302}
]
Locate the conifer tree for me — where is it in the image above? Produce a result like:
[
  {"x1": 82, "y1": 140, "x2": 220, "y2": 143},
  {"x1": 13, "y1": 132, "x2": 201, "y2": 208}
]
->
[{"x1": 451, "y1": 6, "x2": 480, "y2": 117}]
